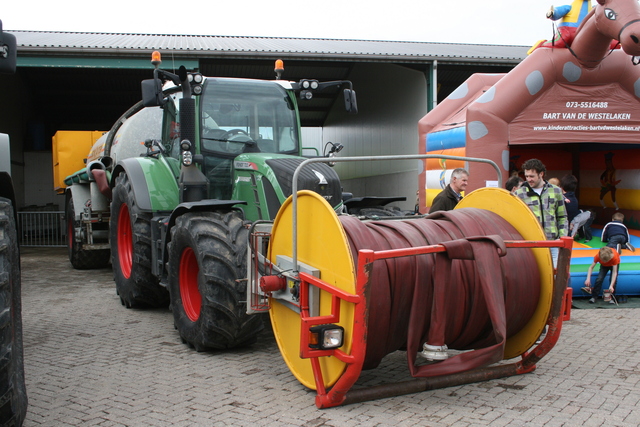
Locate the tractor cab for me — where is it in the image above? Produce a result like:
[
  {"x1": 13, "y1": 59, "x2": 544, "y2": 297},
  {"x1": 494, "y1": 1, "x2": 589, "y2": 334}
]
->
[
  {"x1": 142, "y1": 52, "x2": 356, "y2": 218},
  {"x1": 196, "y1": 78, "x2": 300, "y2": 200},
  {"x1": 156, "y1": 75, "x2": 306, "y2": 203}
]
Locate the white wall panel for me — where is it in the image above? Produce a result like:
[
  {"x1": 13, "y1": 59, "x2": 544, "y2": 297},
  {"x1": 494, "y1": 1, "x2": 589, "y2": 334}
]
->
[
  {"x1": 322, "y1": 63, "x2": 428, "y2": 210},
  {"x1": 24, "y1": 152, "x2": 59, "y2": 208}
]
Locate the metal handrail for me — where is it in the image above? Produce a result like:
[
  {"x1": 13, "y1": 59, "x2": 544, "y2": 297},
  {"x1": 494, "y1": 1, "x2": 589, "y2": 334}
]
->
[{"x1": 290, "y1": 154, "x2": 502, "y2": 274}]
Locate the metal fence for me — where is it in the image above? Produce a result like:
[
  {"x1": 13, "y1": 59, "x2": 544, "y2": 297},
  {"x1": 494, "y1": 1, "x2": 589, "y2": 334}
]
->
[{"x1": 17, "y1": 211, "x2": 66, "y2": 247}]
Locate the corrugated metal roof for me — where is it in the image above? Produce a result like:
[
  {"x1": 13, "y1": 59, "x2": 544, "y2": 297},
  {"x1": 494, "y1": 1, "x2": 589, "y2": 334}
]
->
[{"x1": 12, "y1": 30, "x2": 529, "y2": 64}]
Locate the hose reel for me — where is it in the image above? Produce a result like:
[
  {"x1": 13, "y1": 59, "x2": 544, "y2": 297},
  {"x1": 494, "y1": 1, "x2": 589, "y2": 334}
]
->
[{"x1": 253, "y1": 180, "x2": 571, "y2": 409}]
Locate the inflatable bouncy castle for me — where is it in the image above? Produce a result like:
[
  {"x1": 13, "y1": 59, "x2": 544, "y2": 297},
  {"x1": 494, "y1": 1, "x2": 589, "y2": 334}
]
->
[{"x1": 418, "y1": 0, "x2": 640, "y2": 296}]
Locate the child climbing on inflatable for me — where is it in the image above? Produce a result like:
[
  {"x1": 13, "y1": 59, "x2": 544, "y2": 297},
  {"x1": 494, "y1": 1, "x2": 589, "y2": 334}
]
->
[
  {"x1": 569, "y1": 210, "x2": 593, "y2": 240},
  {"x1": 602, "y1": 212, "x2": 635, "y2": 253},
  {"x1": 582, "y1": 246, "x2": 619, "y2": 304}
]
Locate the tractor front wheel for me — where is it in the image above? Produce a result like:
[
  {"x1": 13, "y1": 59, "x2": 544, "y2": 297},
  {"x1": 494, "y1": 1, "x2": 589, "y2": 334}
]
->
[
  {"x1": 167, "y1": 211, "x2": 263, "y2": 351},
  {"x1": 110, "y1": 173, "x2": 168, "y2": 308}
]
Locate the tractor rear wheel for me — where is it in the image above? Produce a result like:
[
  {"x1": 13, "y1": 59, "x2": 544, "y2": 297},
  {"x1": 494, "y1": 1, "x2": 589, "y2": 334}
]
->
[
  {"x1": 66, "y1": 196, "x2": 109, "y2": 269},
  {"x1": 167, "y1": 211, "x2": 263, "y2": 350},
  {"x1": 110, "y1": 173, "x2": 169, "y2": 308},
  {"x1": 0, "y1": 197, "x2": 28, "y2": 426}
]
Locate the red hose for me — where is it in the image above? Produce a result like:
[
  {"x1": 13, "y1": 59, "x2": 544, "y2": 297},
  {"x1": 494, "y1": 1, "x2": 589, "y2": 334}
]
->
[{"x1": 338, "y1": 208, "x2": 540, "y2": 374}]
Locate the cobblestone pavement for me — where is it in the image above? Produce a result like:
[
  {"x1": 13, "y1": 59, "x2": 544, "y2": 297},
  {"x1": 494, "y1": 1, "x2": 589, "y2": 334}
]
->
[{"x1": 20, "y1": 248, "x2": 640, "y2": 426}]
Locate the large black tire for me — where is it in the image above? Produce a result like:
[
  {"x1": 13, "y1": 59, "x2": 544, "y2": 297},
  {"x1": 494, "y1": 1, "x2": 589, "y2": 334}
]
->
[
  {"x1": 66, "y1": 196, "x2": 110, "y2": 270},
  {"x1": 0, "y1": 197, "x2": 28, "y2": 426},
  {"x1": 167, "y1": 211, "x2": 263, "y2": 351},
  {"x1": 110, "y1": 173, "x2": 169, "y2": 308}
]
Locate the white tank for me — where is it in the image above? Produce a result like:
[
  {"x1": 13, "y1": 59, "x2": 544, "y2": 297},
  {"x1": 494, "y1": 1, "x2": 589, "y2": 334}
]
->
[{"x1": 87, "y1": 106, "x2": 163, "y2": 164}]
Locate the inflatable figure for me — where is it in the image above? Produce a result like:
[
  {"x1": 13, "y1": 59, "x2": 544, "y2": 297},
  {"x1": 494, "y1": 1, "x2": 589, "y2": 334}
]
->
[
  {"x1": 529, "y1": 0, "x2": 592, "y2": 51},
  {"x1": 599, "y1": 152, "x2": 621, "y2": 210},
  {"x1": 545, "y1": 0, "x2": 592, "y2": 48}
]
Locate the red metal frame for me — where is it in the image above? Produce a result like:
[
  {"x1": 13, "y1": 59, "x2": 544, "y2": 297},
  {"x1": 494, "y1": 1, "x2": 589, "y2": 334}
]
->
[
  {"x1": 249, "y1": 230, "x2": 272, "y2": 312},
  {"x1": 563, "y1": 287, "x2": 573, "y2": 321},
  {"x1": 293, "y1": 236, "x2": 573, "y2": 408}
]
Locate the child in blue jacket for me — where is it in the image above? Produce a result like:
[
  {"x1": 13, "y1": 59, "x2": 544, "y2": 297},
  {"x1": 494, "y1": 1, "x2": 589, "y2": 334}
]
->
[{"x1": 602, "y1": 212, "x2": 635, "y2": 253}]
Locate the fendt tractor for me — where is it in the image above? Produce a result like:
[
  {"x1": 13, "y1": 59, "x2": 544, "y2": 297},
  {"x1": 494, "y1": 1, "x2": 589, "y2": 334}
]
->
[
  {"x1": 61, "y1": 52, "x2": 404, "y2": 352},
  {"x1": 0, "y1": 20, "x2": 28, "y2": 426}
]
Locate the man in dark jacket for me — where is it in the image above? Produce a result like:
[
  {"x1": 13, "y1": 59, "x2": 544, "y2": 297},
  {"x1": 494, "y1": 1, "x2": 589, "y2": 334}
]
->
[
  {"x1": 429, "y1": 168, "x2": 469, "y2": 213},
  {"x1": 560, "y1": 174, "x2": 580, "y2": 224}
]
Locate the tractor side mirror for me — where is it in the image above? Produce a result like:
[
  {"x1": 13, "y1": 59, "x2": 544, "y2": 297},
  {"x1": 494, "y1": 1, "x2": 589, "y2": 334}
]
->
[
  {"x1": 141, "y1": 79, "x2": 164, "y2": 107},
  {"x1": 343, "y1": 89, "x2": 358, "y2": 114},
  {"x1": 0, "y1": 20, "x2": 17, "y2": 75}
]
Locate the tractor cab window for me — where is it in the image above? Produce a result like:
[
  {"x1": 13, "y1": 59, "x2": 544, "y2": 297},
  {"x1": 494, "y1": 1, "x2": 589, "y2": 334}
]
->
[
  {"x1": 200, "y1": 79, "x2": 299, "y2": 157},
  {"x1": 161, "y1": 95, "x2": 181, "y2": 160},
  {"x1": 200, "y1": 78, "x2": 299, "y2": 199}
]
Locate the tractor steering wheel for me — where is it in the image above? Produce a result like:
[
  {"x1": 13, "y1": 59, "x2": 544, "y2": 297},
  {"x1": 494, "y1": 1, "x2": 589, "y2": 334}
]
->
[{"x1": 223, "y1": 129, "x2": 251, "y2": 140}]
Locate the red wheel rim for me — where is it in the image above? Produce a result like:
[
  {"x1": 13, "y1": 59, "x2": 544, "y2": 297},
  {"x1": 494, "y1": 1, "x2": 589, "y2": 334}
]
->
[
  {"x1": 117, "y1": 203, "x2": 133, "y2": 279},
  {"x1": 67, "y1": 212, "x2": 74, "y2": 248},
  {"x1": 179, "y1": 247, "x2": 201, "y2": 321}
]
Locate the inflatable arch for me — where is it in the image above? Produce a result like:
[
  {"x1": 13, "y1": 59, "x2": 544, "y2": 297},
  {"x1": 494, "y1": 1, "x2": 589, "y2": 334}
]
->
[{"x1": 418, "y1": 0, "x2": 640, "y2": 296}]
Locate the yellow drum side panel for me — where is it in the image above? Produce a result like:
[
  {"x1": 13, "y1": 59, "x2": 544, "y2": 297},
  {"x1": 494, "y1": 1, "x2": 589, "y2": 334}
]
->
[
  {"x1": 456, "y1": 188, "x2": 553, "y2": 359},
  {"x1": 269, "y1": 191, "x2": 356, "y2": 389}
]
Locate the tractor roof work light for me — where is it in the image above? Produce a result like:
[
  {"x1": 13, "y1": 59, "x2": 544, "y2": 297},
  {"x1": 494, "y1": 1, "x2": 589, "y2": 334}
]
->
[
  {"x1": 151, "y1": 51, "x2": 162, "y2": 68},
  {"x1": 187, "y1": 73, "x2": 204, "y2": 95},
  {"x1": 309, "y1": 324, "x2": 344, "y2": 350},
  {"x1": 275, "y1": 59, "x2": 284, "y2": 80}
]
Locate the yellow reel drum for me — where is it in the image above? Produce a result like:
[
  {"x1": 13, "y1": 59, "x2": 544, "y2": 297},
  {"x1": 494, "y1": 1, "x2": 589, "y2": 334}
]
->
[
  {"x1": 456, "y1": 188, "x2": 554, "y2": 358},
  {"x1": 268, "y1": 190, "x2": 356, "y2": 389}
]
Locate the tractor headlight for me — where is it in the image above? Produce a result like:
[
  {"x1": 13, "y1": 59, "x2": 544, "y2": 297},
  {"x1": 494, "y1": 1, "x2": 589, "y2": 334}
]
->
[
  {"x1": 309, "y1": 324, "x2": 344, "y2": 350},
  {"x1": 182, "y1": 150, "x2": 193, "y2": 166},
  {"x1": 301, "y1": 79, "x2": 319, "y2": 89}
]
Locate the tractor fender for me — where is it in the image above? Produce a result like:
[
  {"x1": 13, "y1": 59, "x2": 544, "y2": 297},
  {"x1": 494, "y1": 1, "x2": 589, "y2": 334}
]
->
[
  {"x1": 0, "y1": 172, "x2": 19, "y2": 229},
  {"x1": 0, "y1": 172, "x2": 16, "y2": 208},
  {"x1": 0, "y1": 134, "x2": 16, "y2": 209},
  {"x1": 66, "y1": 183, "x2": 92, "y2": 221},
  {"x1": 159, "y1": 200, "x2": 248, "y2": 279},
  {"x1": 166, "y1": 199, "x2": 247, "y2": 232},
  {"x1": 111, "y1": 157, "x2": 179, "y2": 212}
]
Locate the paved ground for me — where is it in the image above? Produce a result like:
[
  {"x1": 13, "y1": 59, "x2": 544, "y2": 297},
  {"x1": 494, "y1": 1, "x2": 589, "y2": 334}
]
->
[{"x1": 19, "y1": 247, "x2": 640, "y2": 426}]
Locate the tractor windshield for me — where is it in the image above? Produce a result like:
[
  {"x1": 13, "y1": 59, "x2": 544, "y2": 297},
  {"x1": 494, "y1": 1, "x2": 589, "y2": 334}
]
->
[{"x1": 200, "y1": 78, "x2": 299, "y2": 157}]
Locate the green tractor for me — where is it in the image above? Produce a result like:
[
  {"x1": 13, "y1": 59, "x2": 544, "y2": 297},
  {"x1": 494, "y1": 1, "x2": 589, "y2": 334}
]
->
[{"x1": 66, "y1": 53, "x2": 372, "y2": 351}]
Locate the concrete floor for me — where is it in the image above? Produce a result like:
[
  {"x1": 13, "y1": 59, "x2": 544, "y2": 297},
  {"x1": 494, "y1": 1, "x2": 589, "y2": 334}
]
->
[{"x1": 19, "y1": 247, "x2": 640, "y2": 426}]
